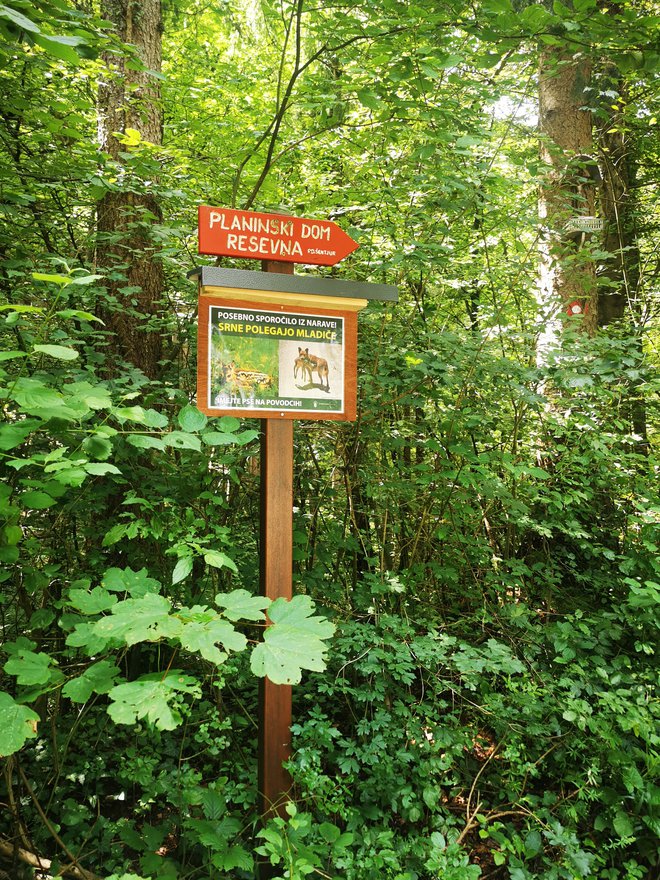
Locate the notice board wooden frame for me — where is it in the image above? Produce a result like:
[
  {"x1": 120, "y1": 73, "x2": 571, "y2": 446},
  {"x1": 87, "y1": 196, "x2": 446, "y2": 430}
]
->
[{"x1": 197, "y1": 286, "x2": 367, "y2": 422}]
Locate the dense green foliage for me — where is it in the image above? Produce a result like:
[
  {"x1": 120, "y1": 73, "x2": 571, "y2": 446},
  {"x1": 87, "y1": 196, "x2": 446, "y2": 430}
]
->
[{"x1": 0, "y1": 0, "x2": 658, "y2": 878}]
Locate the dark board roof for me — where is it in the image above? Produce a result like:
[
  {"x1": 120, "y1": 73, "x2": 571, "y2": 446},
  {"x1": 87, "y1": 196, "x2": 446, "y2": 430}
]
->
[{"x1": 188, "y1": 266, "x2": 398, "y2": 302}]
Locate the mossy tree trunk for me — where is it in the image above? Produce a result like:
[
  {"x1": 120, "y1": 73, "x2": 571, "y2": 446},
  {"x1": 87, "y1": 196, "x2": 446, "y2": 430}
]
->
[{"x1": 96, "y1": 0, "x2": 164, "y2": 379}]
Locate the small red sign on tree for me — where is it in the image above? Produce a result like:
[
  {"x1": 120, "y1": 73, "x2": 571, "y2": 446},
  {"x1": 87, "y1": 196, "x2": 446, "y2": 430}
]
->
[
  {"x1": 566, "y1": 300, "x2": 588, "y2": 317},
  {"x1": 198, "y1": 206, "x2": 358, "y2": 266}
]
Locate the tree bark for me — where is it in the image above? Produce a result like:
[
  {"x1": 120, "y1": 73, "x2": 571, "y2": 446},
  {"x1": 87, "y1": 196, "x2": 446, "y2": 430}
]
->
[
  {"x1": 597, "y1": 68, "x2": 639, "y2": 325},
  {"x1": 537, "y1": 49, "x2": 598, "y2": 355},
  {"x1": 96, "y1": 0, "x2": 164, "y2": 379}
]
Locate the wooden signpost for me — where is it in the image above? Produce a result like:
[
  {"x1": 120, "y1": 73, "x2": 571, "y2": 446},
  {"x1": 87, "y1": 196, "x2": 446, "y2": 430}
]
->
[
  {"x1": 198, "y1": 205, "x2": 359, "y2": 266},
  {"x1": 194, "y1": 208, "x2": 397, "y2": 833}
]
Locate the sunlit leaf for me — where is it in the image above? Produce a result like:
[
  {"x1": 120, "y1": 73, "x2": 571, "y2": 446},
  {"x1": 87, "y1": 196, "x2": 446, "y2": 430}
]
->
[
  {"x1": 33, "y1": 344, "x2": 79, "y2": 361},
  {"x1": 179, "y1": 617, "x2": 245, "y2": 664},
  {"x1": 204, "y1": 549, "x2": 237, "y2": 572},
  {"x1": 0, "y1": 692, "x2": 39, "y2": 757},
  {"x1": 172, "y1": 555, "x2": 193, "y2": 585},
  {"x1": 250, "y1": 595, "x2": 335, "y2": 685},
  {"x1": 4, "y1": 648, "x2": 54, "y2": 685},
  {"x1": 215, "y1": 589, "x2": 268, "y2": 622},
  {"x1": 62, "y1": 661, "x2": 120, "y2": 703},
  {"x1": 94, "y1": 592, "x2": 179, "y2": 646},
  {"x1": 69, "y1": 586, "x2": 118, "y2": 614},
  {"x1": 107, "y1": 672, "x2": 201, "y2": 730},
  {"x1": 164, "y1": 431, "x2": 202, "y2": 451},
  {"x1": 178, "y1": 405, "x2": 207, "y2": 432},
  {"x1": 0, "y1": 4, "x2": 40, "y2": 32},
  {"x1": 102, "y1": 567, "x2": 161, "y2": 597}
]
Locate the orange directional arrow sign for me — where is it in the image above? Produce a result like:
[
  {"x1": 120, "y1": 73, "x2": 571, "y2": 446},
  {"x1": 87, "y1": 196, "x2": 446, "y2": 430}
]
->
[{"x1": 198, "y1": 206, "x2": 359, "y2": 266}]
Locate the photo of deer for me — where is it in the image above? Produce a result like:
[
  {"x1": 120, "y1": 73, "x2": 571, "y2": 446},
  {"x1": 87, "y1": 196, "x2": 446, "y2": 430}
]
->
[{"x1": 279, "y1": 340, "x2": 342, "y2": 399}]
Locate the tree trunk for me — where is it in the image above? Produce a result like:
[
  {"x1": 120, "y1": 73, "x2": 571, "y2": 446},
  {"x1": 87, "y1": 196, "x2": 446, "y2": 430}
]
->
[
  {"x1": 596, "y1": 66, "x2": 648, "y2": 448},
  {"x1": 96, "y1": 0, "x2": 164, "y2": 379},
  {"x1": 597, "y1": 68, "x2": 639, "y2": 325},
  {"x1": 537, "y1": 49, "x2": 598, "y2": 355}
]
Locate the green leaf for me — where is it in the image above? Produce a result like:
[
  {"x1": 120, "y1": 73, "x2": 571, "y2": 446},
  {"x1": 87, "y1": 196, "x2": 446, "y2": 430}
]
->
[
  {"x1": 179, "y1": 616, "x2": 246, "y2": 664},
  {"x1": 4, "y1": 524, "x2": 22, "y2": 545},
  {"x1": 62, "y1": 660, "x2": 120, "y2": 703},
  {"x1": 0, "y1": 419, "x2": 38, "y2": 451},
  {"x1": 0, "y1": 304, "x2": 44, "y2": 313},
  {"x1": 107, "y1": 672, "x2": 201, "y2": 730},
  {"x1": 0, "y1": 545, "x2": 19, "y2": 563},
  {"x1": 218, "y1": 416, "x2": 241, "y2": 432},
  {"x1": 188, "y1": 816, "x2": 241, "y2": 848},
  {"x1": 102, "y1": 524, "x2": 127, "y2": 547},
  {"x1": 102, "y1": 567, "x2": 161, "y2": 597},
  {"x1": 319, "y1": 822, "x2": 340, "y2": 843},
  {"x1": 215, "y1": 589, "x2": 268, "y2": 622},
  {"x1": 357, "y1": 88, "x2": 380, "y2": 110},
  {"x1": 250, "y1": 595, "x2": 335, "y2": 685},
  {"x1": 56, "y1": 308, "x2": 103, "y2": 323},
  {"x1": 126, "y1": 434, "x2": 167, "y2": 450},
  {"x1": 82, "y1": 435, "x2": 113, "y2": 460},
  {"x1": 11, "y1": 378, "x2": 88, "y2": 421},
  {"x1": 32, "y1": 272, "x2": 69, "y2": 284},
  {"x1": 164, "y1": 431, "x2": 202, "y2": 452},
  {"x1": 49, "y1": 466, "x2": 87, "y2": 487},
  {"x1": 202, "y1": 428, "x2": 259, "y2": 447},
  {"x1": 20, "y1": 490, "x2": 56, "y2": 509},
  {"x1": 613, "y1": 811, "x2": 634, "y2": 839},
  {"x1": 0, "y1": 5, "x2": 40, "y2": 33},
  {"x1": 4, "y1": 649, "x2": 53, "y2": 685},
  {"x1": 622, "y1": 766, "x2": 644, "y2": 794},
  {"x1": 33, "y1": 344, "x2": 79, "y2": 360},
  {"x1": 33, "y1": 33, "x2": 81, "y2": 64},
  {"x1": 430, "y1": 832, "x2": 446, "y2": 850},
  {"x1": 200, "y1": 787, "x2": 226, "y2": 820},
  {"x1": 204, "y1": 549, "x2": 237, "y2": 572},
  {"x1": 67, "y1": 382, "x2": 112, "y2": 410},
  {"x1": 212, "y1": 844, "x2": 253, "y2": 872},
  {"x1": 524, "y1": 829, "x2": 542, "y2": 857},
  {"x1": 0, "y1": 350, "x2": 27, "y2": 361},
  {"x1": 202, "y1": 431, "x2": 238, "y2": 446},
  {"x1": 67, "y1": 273, "x2": 103, "y2": 286},
  {"x1": 29, "y1": 609, "x2": 54, "y2": 629},
  {"x1": 105, "y1": 874, "x2": 149, "y2": 880},
  {"x1": 84, "y1": 462, "x2": 122, "y2": 476},
  {"x1": 66, "y1": 622, "x2": 110, "y2": 654},
  {"x1": 178, "y1": 405, "x2": 207, "y2": 432},
  {"x1": 94, "y1": 593, "x2": 179, "y2": 646},
  {"x1": 12, "y1": 378, "x2": 63, "y2": 414},
  {"x1": 0, "y1": 692, "x2": 39, "y2": 756},
  {"x1": 172, "y1": 555, "x2": 193, "y2": 585},
  {"x1": 141, "y1": 408, "x2": 169, "y2": 428},
  {"x1": 113, "y1": 405, "x2": 168, "y2": 427},
  {"x1": 191, "y1": 816, "x2": 241, "y2": 848},
  {"x1": 69, "y1": 586, "x2": 118, "y2": 614}
]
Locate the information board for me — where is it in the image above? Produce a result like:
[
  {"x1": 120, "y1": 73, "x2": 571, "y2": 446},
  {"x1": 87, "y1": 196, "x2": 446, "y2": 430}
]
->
[{"x1": 197, "y1": 295, "x2": 358, "y2": 421}]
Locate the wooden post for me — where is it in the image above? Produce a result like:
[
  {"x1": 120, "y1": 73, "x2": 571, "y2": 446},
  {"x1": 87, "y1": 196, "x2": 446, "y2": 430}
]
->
[{"x1": 258, "y1": 259, "x2": 294, "y2": 820}]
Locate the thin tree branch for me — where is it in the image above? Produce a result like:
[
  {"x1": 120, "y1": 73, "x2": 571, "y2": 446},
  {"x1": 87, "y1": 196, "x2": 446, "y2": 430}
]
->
[
  {"x1": 17, "y1": 764, "x2": 98, "y2": 880},
  {"x1": 0, "y1": 837, "x2": 100, "y2": 880},
  {"x1": 236, "y1": 20, "x2": 405, "y2": 209}
]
